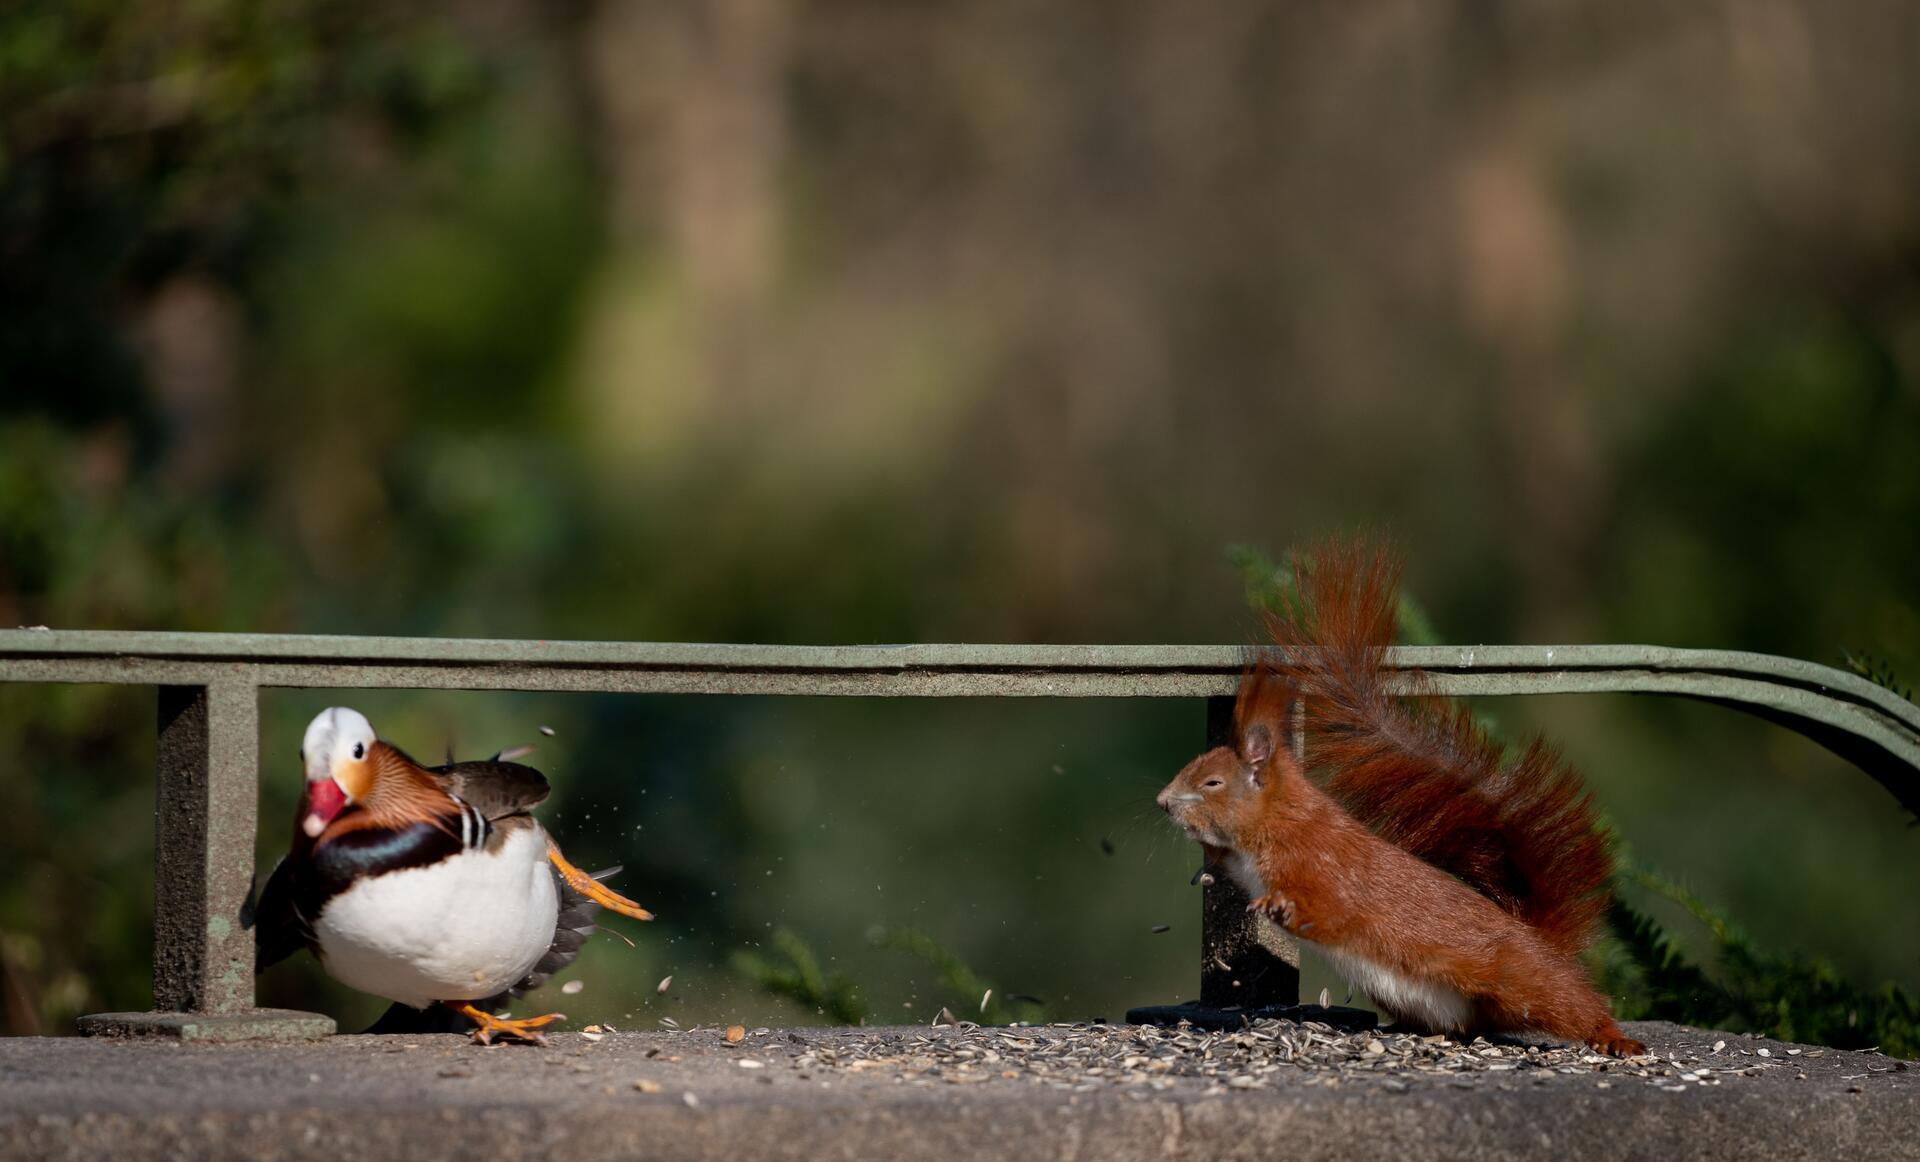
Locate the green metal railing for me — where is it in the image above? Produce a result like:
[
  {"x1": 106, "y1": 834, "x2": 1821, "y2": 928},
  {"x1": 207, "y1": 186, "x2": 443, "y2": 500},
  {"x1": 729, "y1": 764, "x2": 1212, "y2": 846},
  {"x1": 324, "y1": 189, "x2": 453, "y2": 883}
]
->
[{"x1": 2, "y1": 629, "x2": 1915, "y2": 1040}]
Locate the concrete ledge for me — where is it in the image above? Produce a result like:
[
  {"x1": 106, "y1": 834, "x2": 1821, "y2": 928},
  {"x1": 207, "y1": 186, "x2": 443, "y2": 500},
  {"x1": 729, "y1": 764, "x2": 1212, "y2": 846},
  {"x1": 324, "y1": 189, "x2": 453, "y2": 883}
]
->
[{"x1": 4, "y1": 1022, "x2": 1914, "y2": 1161}]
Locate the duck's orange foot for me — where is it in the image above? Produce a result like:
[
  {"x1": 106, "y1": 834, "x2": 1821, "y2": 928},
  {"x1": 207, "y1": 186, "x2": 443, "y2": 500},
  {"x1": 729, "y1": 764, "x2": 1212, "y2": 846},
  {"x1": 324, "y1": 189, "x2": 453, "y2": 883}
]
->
[
  {"x1": 443, "y1": 1001, "x2": 564, "y2": 1046},
  {"x1": 548, "y1": 843, "x2": 655, "y2": 923}
]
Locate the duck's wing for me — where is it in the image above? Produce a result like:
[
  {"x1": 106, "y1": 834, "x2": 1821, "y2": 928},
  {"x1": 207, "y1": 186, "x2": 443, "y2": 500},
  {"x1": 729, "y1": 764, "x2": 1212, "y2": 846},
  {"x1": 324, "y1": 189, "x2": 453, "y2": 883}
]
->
[
  {"x1": 428, "y1": 759, "x2": 551, "y2": 821},
  {"x1": 250, "y1": 855, "x2": 312, "y2": 972}
]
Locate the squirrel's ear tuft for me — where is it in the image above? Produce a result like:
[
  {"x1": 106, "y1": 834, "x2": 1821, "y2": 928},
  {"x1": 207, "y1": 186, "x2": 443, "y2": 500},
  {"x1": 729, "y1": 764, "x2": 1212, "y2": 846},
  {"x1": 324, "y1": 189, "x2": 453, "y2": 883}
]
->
[{"x1": 1241, "y1": 723, "x2": 1274, "y2": 780}]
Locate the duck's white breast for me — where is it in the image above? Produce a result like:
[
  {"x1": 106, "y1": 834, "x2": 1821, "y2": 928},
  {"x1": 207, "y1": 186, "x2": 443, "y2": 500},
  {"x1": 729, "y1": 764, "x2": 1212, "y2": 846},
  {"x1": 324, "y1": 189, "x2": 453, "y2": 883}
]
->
[{"x1": 314, "y1": 823, "x2": 559, "y2": 1009}]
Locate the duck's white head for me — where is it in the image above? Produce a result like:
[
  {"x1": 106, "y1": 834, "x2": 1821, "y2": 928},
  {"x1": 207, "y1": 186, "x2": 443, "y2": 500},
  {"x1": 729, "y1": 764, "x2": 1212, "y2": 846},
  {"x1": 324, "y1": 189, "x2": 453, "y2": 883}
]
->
[{"x1": 299, "y1": 707, "x2": 377, "y2": 838}]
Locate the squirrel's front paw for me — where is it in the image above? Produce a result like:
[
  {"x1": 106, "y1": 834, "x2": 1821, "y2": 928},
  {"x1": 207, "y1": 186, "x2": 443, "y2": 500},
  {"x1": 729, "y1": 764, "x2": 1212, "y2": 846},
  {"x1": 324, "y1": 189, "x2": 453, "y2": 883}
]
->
[{"x1": 1248, "y1": 893, "x2": 1296, "y2": 928}]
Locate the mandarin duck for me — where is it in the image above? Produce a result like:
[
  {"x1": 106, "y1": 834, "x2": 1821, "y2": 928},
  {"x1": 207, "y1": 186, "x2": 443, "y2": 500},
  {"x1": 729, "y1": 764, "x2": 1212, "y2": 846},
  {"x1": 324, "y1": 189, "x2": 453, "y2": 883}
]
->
[{"x1": 253, "y1": 707, "x2": 653, "y2": 1044}]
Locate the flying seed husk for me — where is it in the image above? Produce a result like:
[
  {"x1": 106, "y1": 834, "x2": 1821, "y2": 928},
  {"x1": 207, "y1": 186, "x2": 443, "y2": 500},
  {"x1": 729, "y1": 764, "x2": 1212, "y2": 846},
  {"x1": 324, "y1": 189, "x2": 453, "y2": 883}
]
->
[
  {"x1": 657, "y1": 975, "x2": 673, "y2": 995},
  {"x1": 539, "y1": 725, "x2": 556, "y2": 736},
  {"x1": 980, "y1": 989, "x2": 992, "y2": 1013},
  {"x1": 561, "y1": 980, "x2": 585, "y2": 995},
  {"x1": 497, "y1": 745, "x2": 536, "y2": 762},
  {"x1": 1150, "y1": 924, "x2": 1171, "y2": 934}
]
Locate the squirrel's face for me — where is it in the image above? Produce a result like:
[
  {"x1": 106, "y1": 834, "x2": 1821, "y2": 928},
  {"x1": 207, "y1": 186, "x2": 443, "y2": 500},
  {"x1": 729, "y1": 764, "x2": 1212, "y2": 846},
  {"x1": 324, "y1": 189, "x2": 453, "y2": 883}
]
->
[{"x1": 1156, "y1": 723, "x2": 1277, "y2": 848}]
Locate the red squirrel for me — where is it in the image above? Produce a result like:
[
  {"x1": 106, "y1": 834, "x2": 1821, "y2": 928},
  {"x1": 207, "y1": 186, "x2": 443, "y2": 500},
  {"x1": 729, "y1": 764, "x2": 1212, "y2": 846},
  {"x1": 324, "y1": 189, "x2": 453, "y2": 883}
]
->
[{"x1": 1158, "y1": 539, "x2": 1645, "y2": 1057}]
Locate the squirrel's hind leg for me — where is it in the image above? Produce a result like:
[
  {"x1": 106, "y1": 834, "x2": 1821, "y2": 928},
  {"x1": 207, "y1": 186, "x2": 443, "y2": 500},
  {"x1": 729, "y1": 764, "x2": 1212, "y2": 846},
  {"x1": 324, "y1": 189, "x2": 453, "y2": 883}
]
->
[{"x1": 1586, "y1": 1022, "x2": 1646, "y2": 1058}]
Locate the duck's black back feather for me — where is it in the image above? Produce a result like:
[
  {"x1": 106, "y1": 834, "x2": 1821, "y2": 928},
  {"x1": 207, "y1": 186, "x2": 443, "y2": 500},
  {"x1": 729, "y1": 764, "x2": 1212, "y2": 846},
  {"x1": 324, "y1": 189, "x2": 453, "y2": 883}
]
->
[{"x1": 311, "y1": 820, "x2": 463, "y2": 895}]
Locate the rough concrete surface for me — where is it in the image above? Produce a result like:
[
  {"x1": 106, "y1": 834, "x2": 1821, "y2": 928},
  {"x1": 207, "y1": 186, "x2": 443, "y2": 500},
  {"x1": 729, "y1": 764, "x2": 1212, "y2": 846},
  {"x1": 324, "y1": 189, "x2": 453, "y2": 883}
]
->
[{"x1": 2, "y1": 1021, "x2": 1915, "y2": 1161}]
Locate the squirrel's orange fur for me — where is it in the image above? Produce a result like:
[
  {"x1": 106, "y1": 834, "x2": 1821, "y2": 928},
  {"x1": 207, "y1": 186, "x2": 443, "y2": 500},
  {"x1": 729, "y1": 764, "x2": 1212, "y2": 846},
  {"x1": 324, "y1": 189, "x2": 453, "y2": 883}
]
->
[{"x1": 1159, "y1": 538, "x2": 1642, "y2": 1057}]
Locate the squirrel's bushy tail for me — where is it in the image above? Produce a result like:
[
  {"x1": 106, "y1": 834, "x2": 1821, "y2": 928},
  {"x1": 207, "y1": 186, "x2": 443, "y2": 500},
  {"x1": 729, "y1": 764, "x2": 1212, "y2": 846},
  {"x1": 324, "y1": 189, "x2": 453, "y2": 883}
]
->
[{"x1": 1256, "y1": 536, "x2": 1613, "y2": 957}]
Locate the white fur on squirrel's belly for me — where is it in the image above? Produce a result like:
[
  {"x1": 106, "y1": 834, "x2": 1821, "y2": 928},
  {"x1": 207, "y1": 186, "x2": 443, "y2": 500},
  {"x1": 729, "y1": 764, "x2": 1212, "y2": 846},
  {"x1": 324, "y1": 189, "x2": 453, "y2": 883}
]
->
[
  {"x1": 1223, "y1": 851, "x2": 1265, "y2": 898},
  {"x1": 1311, "y1": 942, "x2": 1473, "y2": 1031},
  {"x1": 1223, "y1": 849, "x2": 1472, "y2": 1031}
]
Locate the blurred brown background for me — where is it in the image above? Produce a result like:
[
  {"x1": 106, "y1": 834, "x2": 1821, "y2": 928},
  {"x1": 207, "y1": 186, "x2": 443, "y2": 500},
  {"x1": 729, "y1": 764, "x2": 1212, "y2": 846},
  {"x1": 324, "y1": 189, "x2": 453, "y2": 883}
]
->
[{"x1": 2, "y1": 0, "x2": 1917, "y2": 1036}]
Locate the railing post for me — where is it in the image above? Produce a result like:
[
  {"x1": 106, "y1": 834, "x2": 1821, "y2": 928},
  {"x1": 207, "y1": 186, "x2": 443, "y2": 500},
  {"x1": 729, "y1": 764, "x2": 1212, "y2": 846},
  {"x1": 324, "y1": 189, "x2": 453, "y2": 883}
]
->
[
  {"x1": 1197, "y1": 695, "x2": 1299, "y2": 1009},
  {"x1": 77, "y1": 674, "x2": 333, "y2": 1040},
  {"x1": 151, "y1": 679, "x2": 258, "y2": 1013}
]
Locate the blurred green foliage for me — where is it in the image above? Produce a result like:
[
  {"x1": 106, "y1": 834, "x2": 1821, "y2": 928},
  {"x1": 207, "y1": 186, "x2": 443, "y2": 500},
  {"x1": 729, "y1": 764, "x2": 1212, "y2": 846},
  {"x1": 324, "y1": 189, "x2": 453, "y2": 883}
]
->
[
  {"x1": 1843, "y1": 652, "x2": 1915, "y2": 708},
  {"x1": 1602, "y1": 866, "x2": 1920, "y2": 1060},
  {"x1": 2, "y1": 0, "x2": 1917, "y2": 1049},
  {"x1": 866, "y1": 926, "x2": 1049, "y2": 1027},
  {"x1": 732, "y1": 927, "x2": 866, "y2": 1026}
]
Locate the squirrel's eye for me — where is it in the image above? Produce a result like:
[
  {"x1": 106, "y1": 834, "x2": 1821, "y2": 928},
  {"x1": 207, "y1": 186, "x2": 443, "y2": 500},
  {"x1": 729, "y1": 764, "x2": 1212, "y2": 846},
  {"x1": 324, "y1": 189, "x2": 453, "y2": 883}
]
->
[
  {"x1": 1201, "y1": 777, "x2": 1224, "y2": 790},
  {"x1": 352, "y1": 742, "x2": 365, "y2": 760}
]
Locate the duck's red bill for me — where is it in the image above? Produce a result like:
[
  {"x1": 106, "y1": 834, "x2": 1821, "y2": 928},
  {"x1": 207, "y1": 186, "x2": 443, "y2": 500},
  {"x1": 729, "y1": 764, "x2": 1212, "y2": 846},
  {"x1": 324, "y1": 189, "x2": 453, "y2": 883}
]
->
[{"x1": 302, "y1": 778, "x2": 348, "y2": 838}]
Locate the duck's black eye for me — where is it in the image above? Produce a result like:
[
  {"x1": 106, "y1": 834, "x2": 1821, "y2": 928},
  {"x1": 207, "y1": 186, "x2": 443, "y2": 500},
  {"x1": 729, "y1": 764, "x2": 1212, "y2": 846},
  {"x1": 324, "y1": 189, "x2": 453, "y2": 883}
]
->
[{"x1": 352, "y1": 742, "x2": 365, "y2": 760}]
